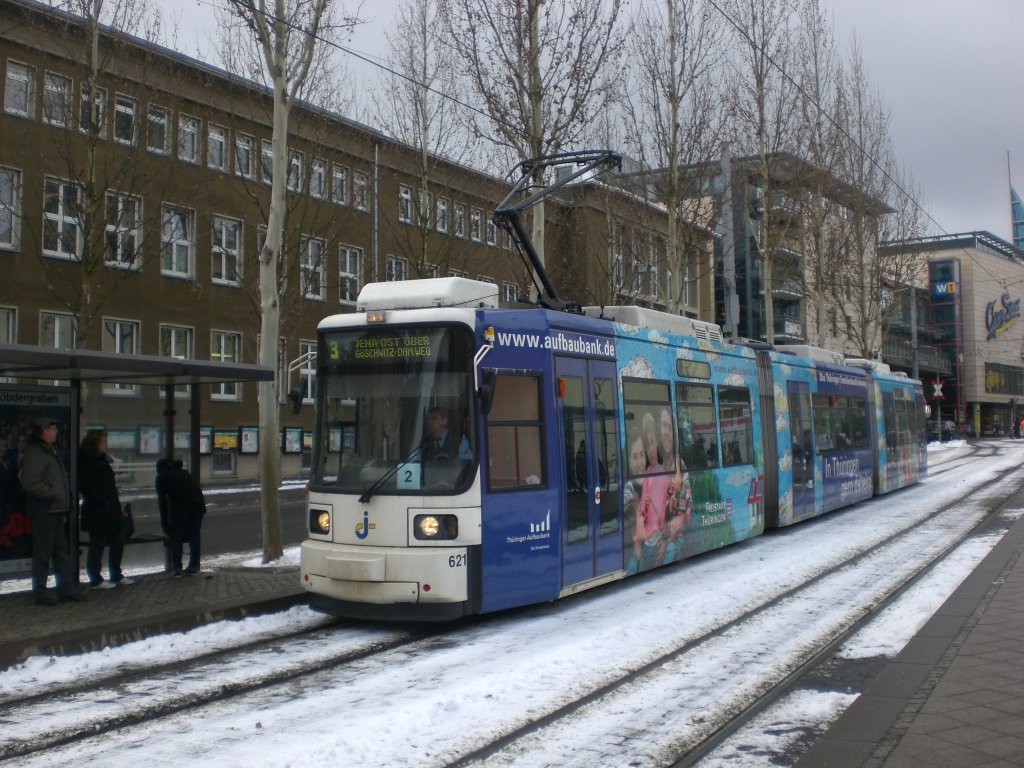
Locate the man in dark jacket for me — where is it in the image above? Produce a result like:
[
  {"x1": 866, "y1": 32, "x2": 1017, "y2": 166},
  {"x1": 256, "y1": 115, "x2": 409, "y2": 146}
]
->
[
  {"x1": 20, "y1": 417, "x2": 86, "y2": 605},
  {"x1": 155, "y1": 458, "x2": 207, "y2": 577}
]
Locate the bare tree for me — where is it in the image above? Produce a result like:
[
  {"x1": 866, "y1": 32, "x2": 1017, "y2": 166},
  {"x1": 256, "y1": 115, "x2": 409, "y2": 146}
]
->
[
  {"x1": 625, "y1": 0, "x2": 723, "y2": 315},
  {"x1": 12, "y1": 0, "x2": 173, "y2": 347},
  {"x1": 828, "y1": 36, "x2": 903, "y2": 359},
  {"x1": 793, "y1": 0, "x2": 846, "y2": 347},
  {"x1": 720, "y1": 0, "x2": 801, "y2": 344},
  {"x1": 439, "y1": 0, "x2": 625, "y2": 282},
  {"x1": 217, "y1": 0, "x2": 360, "y2": 562},
  {"x1": 371, "y1": 0, "x2": 478, "y2": 277}
]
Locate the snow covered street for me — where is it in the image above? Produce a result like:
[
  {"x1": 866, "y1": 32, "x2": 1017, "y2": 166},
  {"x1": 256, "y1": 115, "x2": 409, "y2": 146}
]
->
[{"x1": 2, "y1": 440, "x2": 1021, "y2": 768}]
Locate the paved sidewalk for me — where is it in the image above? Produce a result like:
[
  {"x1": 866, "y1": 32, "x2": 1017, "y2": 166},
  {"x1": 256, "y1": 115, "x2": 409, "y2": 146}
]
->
[
  {"x1": 0, "y1": 565, "x2": 307, "y2": 670},
  {"x1": 798, "y1": 507, "x2": 1024, "y2": 766}
]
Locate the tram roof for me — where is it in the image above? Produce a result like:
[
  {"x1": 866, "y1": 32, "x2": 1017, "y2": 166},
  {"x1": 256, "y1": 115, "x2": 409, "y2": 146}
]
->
[{"x1": 0, "y1": 344, "x2": 274, "y2": 386}]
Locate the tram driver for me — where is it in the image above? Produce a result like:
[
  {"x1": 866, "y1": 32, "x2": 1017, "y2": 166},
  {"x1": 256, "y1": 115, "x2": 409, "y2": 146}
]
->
[{"x1": 422, "y1": 406, "x2": 471, "y2": 461}]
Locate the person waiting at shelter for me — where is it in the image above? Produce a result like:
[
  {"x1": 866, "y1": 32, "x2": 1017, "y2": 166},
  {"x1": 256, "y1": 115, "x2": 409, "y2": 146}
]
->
[
  {"x1": 155, "y1": 458, "x2": 207, "y2": 578},
  {"x1": 79, "y1": 429, "x2": 135, "y2": 589},
  {"x1": 422, "y1": 407, "x2": 471, "y2": 461},
  {"x1": 20, "y1": 416, "x2": 86, "y2": 605}
]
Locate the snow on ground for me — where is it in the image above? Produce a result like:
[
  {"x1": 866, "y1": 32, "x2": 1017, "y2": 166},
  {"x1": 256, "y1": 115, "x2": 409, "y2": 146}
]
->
[{"x1": 1, "y1": 439, "x2": 1020, "y2": 767}]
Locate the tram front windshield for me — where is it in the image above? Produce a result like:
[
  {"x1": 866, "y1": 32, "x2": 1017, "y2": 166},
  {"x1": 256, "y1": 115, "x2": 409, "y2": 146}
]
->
[{"x1": 313, "y1": 325, "x2": 476, "y2": 494}]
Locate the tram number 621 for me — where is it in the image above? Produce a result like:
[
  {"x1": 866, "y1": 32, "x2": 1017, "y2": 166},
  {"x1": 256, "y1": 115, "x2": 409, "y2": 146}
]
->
[{"x1": 449, "y1": 554, "x2": 468, "y2": 568}]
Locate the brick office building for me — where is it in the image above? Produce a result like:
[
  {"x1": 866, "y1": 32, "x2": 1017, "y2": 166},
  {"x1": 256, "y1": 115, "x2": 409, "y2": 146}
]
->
[{"x1": 0, "y1": 0, "x2": 697, "y2": 483}]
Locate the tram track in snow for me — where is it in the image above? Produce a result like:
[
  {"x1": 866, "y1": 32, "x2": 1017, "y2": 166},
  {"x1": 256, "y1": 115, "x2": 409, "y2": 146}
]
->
[
  {"x1": 0, "y1": 618, "x2": 442, "y2": 761},
  {"x1": 448, "y1": 446, "x2": 1024, "y2": 767},
  {"x1": 0, "y1": 444, "x2": 1015, "y2": 767}
]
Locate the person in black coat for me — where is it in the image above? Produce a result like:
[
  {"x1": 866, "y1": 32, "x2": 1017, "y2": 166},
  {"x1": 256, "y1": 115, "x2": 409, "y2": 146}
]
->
[
  {"x1": 155, "y1": 458, "x2": 207, "y2": 577},
  {"x1": 79, "y1": 429, "x2": 133, "y2": 588}
]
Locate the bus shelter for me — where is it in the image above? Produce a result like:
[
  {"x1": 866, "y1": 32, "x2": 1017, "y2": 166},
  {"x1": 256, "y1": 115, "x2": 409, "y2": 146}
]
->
[{"x1": 0, "y1": 343, "x2": 274, "y2": 577}]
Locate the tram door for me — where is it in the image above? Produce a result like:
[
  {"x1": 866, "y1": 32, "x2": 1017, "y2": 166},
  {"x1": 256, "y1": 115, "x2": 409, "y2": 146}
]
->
[
  {"x1": 787, "y1": 382, "x2": 814, "y2": 520},
  {"x1": 555, "y1": 356, "x2": 621, "y2": 586}
]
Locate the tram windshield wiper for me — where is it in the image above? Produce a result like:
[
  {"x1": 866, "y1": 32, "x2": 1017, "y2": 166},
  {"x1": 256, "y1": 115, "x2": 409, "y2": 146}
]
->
[{"x1": 358, "y1": 441, "x2": 426, "y2": 504}]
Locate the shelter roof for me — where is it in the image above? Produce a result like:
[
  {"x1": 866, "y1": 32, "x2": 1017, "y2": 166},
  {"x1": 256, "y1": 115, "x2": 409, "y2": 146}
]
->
[{"x1": 0, "y1": 344, "x2": 274, "y2": 386}]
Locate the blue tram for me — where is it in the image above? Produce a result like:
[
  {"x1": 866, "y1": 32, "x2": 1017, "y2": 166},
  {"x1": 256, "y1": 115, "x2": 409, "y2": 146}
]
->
[{"x1": 299, "y1": 277, "x2": 927, "y2": 620}]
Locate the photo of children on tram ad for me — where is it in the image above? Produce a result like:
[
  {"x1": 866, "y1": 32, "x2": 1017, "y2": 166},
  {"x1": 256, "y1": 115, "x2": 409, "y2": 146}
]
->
[{"x1": 623, "y1": 405, "x2": 693, "y2": 575}]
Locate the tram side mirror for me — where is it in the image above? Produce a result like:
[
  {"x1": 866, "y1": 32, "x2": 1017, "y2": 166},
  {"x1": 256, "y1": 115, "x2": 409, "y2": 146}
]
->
[
  {"x1": 478, "y1": 369, "x2": 497, "y2": 416},
  {"x1": 287, "y1": 386, "x2": 305, "y2": 415}
]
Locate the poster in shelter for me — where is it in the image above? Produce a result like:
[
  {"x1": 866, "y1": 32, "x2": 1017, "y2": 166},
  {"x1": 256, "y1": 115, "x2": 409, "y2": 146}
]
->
[{"x1": 0, "y1": 385, "x2": 75, "y2": 567}]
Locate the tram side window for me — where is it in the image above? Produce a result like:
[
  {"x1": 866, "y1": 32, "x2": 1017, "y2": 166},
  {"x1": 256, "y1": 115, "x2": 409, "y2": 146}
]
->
[
  {"x1": 622, "y1": 378, "x2": 672, "y2": 477},
  {"x1": 847, "y1": 396, "x2": 868, "y2": 449},
  {"x1": 812, "y1": 394, "x2": 868, "y2": 451},
  {"x1": 895, "y1": 397, "x2": 912, "y2": 445},
  {"x1": 719, "y1": 386, "x2": 753, "y2": 466},
  {"x1": 486, "y1": 373, "x2": 544, "y2": 490},
  {"x1": 676, "y1": 382, "x2": 718, "y2": 469},
  {"x1": 883, "y1": 397, "x2": 897, "y2": 449},
  {"x1": 812, "y1": 393, "x2": 834, "y2": 451}
]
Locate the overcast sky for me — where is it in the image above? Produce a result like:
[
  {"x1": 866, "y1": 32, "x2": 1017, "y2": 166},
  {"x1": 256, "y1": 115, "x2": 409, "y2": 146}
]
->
[{"x1": 162, "y1": 0, "x2": 1024, "y2": 244}]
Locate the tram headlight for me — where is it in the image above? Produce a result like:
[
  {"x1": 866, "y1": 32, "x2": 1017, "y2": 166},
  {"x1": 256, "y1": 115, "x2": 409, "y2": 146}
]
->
[
  {"x1": 309, "y1": 508, "x2": 331, "y2": 535},
  {"x1": 413, "y1": 514, "x2": 458, "y2": 540}
]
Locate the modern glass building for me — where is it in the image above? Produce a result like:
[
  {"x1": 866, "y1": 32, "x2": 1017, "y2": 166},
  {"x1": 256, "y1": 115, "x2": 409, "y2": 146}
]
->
[{"x1": 1012, "y1": 185, "x2": 1024, "y2": 250}]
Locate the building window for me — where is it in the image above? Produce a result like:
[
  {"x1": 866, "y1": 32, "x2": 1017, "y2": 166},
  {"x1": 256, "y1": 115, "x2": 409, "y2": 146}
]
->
[
  {"x1": 298, "y1": 339, "x2": 316, "y2": 402},
  {"x1": 422, "y1": 263, "x2": 439, "y2": 279},
  {"x1": 42, "y1": 177, "x2": 82, "y2": 260},
  {"x1": 178, "y1": 114, "x2": 200, "y2": 163},
  {"x1": 104, "y1": 192, "x2": 142, "y2": 268},
  {"x1": 0, "y1": 308, "x2": 10, "y2": 376},
  {"x1": 79, "y1": 84, "x2": 107, "y2": 135},
  {"x1": 210, "y1": 330, "x2": 241, "y2": 400},
  {"x1": 331, "y1": 164, "x2": 348, "y2": 205},
  {"x1": 212, "y1": 451, "x2": 236, "y2": 476},
  {"x1": 310, "y1": 158, "x2": 326, "y2": 199},
  {"x1": 212, "y1": 215, "x2": 241, "y2": 285},
  {"x1": 40, "y1": 312, "x2": 75, "y2": 353},
  {"x1": 287, "y1": 150, "x2": 303, "y2": 192},
  {"x1": 454, "y1": 203, "x2": 466, "y2": 238},
  {"x1": 112, "y1": 94, "x2": 137, "y2": 145},
  {"x1": 0, "y1": 307, "x2": 15, "y2": 344},
  {"x1": 353, "y1": 171, "x2": 368, "y2": 211},
  {"x1": 207, "y1": 123, "x2": 228, "y2": 171},
  {"x1": 161, "y1": 204, "x2": 194, "y2": 277},
  {"x1": 502, "y1": 282, "x2": 518, "y2": 303},
  {"x1": 633, "y1": 262, "x2": 649, "y2": 295},
  {"x1": 260, "y1": 139, "x2": 272, "y2": 184},
  {"x1": 4, "y1": 61, "x2": 33, "y2": 117},
  {"x1": 436, "y1": 197, "x2": 449, "y2": 233},
  {"x1": 0, "y1": 306, "x2": 13, "y2": 382},
  {"x1": 301, "y1": 236, "x2": 325, "y2": 300},
  {"x1": 235, "y1": 133, "x2": 254, "y2": 178},
  {"x1": 102, "y1": 318, "x2": 140, "y2": 394},
  {"x1": 42, "y1": 72, "x2": 70, "y2": 127},
  {"x1": 682, "y1": 259, "x2": 693, "y2": 307},
  {"x1": 339, "y1": 245, "x2": 361, "y2": 304},
  {"x1": 146, "y1": 104, "x2": 168, "y2": 153},
  {"x1": 470, "y1": 208, "x2": 483, "y2": 242},
  {"x1": 160, "y1": 324, "x2": 193, "y2": 396},
  {"x1": 449, "y1": 268, "x2": 468, "y2": 278},
  {"x1": 476, "y1": 274, "x2": 494, "y2": 284},
  {"x1": 0, "y1": 167, "x2": 21, "y2": 250},
  {"x1": 386, "y1": 254, "x2": 408, "y2": 282},
  {"x1": 398, "y1": 184, "x2": 413, "y2": 224},
  {"x1": 486, "y1": 219, "x2": 497, "y2": 246}
]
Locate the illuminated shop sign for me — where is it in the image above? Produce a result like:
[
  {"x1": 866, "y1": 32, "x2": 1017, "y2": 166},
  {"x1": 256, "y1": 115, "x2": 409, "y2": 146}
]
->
[{"x1": 985, "y1": 292, "x2": 1021, "y2": 340}]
